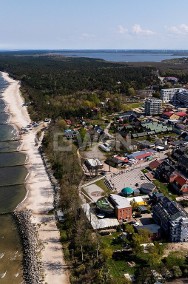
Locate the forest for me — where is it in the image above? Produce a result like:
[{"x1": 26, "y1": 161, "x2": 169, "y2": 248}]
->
[{"x1": 0, "y1": 52, "x2": 158, "y2": 120}]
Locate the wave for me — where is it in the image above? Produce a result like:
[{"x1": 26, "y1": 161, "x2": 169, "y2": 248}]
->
[
  {"x1": 0, "y1": 253, "x2": 4, "y2": 259},
  {"x1": 0, "y1": 271, "x2": 7, "y2": 278}
]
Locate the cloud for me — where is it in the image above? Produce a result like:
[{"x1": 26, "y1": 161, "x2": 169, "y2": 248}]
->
[
  {"x1": 80, "y1": 33, "x2": 95, "y2": 39},
  {"x1": 167, "y1": 24, "x2": 188, "y2": 35},
  {"x1": 116, "y1": 24, "x2": 155, "y2": 37},
  {"x1": 132, "y1": 24, "x2": 155, "y2": 36},
  {"x1": 117, "y1": 25, "x2": 128, "y2": 34}
]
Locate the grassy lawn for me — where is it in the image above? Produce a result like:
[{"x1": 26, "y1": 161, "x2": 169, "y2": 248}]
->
[
  {"x1": 100, "y1": 232, "x2": 120, "y2": 248},
  {"x1": 122, "y1": 102, "x2": 143, "y2": 111},
  {"x1": 153, "y1": 180, "x2": 177, "y2": 201},
  {"x1": 158, "y1": 132, "x2": 178, "y2": 138},
  {"x1": 107, "y1": 258, "x2": 136, "y2": 283},
  {"x1": 100, "y1": 233, "x2": 136, "y2": 282},
  {"x1": 88, "y1": 119, "x2": 106, "y2": 128},
  {"x1": 95, "y1": 179, "x2": 111, "y2": 195}
]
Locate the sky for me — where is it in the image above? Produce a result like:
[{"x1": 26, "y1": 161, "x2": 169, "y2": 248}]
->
[{"x1": 1, "y1": 0, "x2": 188, "y2": 50}]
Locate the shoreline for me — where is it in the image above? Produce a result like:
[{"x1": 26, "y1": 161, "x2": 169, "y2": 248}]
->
[{"x1": 1, "y1": 72, "x2": 70, "y2": 284}]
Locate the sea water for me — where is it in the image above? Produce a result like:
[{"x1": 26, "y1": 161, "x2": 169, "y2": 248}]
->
[{"x1": 0, "y1": 74, "x2": 27, "y2": 283}]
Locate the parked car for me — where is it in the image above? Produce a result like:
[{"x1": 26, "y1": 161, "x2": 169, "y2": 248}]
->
[
  {"x1": 98, "y1": 143, "x2": 111, "y2": 152},
  {"x1": 97, "y1": 213, "x2": 105, "y2": 219},
  {"x1": 56, "y1": 209, "x2": 65, "y2": 223},
  {"x1": 133, "y1": 222, "x2": 140, "y2": 227}
]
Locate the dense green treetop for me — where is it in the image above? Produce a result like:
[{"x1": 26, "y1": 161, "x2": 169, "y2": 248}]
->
[{"x1": 0, "y1": 52, "x2": 158, "y2": 120}]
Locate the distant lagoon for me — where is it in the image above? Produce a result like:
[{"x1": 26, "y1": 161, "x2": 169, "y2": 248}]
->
[{"x1": 56, "y1": 49, "x2": 188, "y2": 62}]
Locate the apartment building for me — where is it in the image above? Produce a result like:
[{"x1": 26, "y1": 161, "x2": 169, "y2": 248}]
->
[
  {"x1": 144, "y1": 99, "x2": 162, "y2": 116},
  {"x1": 173, "y1": 89, "x2": 188, "y2": 107},
  {"x1": 160, "y1": 88, "x2": 185, "y2": 103},
  {"x1": 153, "y1": 195, "x2": 188, "y2": 242}
]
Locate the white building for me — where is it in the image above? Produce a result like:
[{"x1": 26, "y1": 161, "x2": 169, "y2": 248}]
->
[
  {"x1": 84, "y1": 158, "x2": 103, "y2": 170},
  {"x1": 160, "y1": 88, "x2": 186, "y2": 103},
  {"x1": 144, "y1": 99, "x2": 162, "y2": 116}
]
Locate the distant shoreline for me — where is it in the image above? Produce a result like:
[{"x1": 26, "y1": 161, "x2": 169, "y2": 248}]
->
[{"x1": 1, "y1": 49, "x2": 188, "y2": 63}]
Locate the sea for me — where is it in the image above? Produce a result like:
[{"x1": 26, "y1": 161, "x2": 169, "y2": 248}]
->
[{"x1": 0, "y1": 74, "x2": 27, "y2": 283}]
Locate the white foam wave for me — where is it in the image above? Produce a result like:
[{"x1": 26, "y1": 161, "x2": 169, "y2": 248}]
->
[
  {"x1": 0, "y1": 253, "x2": 4, "y2": 259},
  {"x1": 0, "y1": 271, "x2": 7, "y2": 278}
]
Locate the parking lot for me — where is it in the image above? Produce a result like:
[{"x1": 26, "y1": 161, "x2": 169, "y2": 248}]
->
[{"x1": 105, "y1": 168, "x2": 151, "y2": 193}]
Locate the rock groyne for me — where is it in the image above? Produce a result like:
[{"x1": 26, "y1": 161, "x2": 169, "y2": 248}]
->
[{"x1": 13, "y1": 210, "x2": 43, "y2": 284}]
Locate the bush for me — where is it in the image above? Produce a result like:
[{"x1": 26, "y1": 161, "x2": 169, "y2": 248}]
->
[
  {"x1": 172, "y1": 266, "x2": 182, "y2": 278},
  {"x1": 60, "y1": 230, "x2": 68, "y2": 242},
  {"x1": 164, "y1": 252, "x2": 186, "y2": 269}
]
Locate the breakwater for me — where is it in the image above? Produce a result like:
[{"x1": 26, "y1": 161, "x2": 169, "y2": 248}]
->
[{"x1": 13, "y1": 210, "x2": 43, "y2": 284}]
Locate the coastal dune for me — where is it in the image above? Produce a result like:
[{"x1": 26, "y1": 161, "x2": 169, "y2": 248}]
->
[{"x1": 1, "y1": 72, "x2": 70, "y2": 284}]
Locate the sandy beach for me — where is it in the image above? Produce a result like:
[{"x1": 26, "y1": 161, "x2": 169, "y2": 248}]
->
[{"x1": 1, "y1": 72, "x2": 70, "y2": 284}]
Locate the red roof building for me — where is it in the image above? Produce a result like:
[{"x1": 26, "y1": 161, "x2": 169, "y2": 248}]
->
[
  {"x1": 175, "y1": 112, "x2": 187, "y2": 117},
  {"x1": 65, "y1": 119, "x2": 72, "y2": 125},
  {"x1": 162, "y1": 111, "x2": 174, "y2": 118},
  {"x1": 170, "y1": 172, "x2": 188, "y2": 194},
  {"x1": 114, "y1": 156, "x2": 129, "y2": 163},
  {"x1": 148, "y1": 159, "x2": 162, "y2": 171},
  {"x1": 135, "y1": 152, "x2": 153, "y2": 160}
]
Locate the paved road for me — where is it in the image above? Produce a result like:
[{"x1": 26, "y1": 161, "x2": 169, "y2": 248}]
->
[
  {"x1": 104, "y1": 121, "x2": 114, "y2": 139},
  {"x1": 83, "y1": 142, "x2": 106, "y2": 161}
]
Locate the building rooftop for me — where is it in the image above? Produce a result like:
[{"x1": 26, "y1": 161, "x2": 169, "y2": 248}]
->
[
  {"x1": 148, "y1": 159, "x2": 161, "y2": 170},
  {"x1": 175, "y1": 112, "x2": 187, "y2": 117},
  {"x1": 140, "y1": 183, "x2": 156, "y2": 191},
  {"x1": 110, "y1": 194, "x2": 131, "y2": 209},
  {"x1": 121, "y1": 187, "x2": 134, "y2": 196},
  {"x1": 128, "y1": 150, "x2": 154, "y2": 160},
  {"x1": 142, "y1": 122, "x2": 173, "y2": 132},
  {"x1": 113, "y1": 155, "x2": 129, "y2": 163},
  {"x1": 154, "y1": 196, "x2": 188, "y2": 221},
  {"x1": 96, "y1": 197, "x2": 113, "y2": 210},
  {"x1": 133, "y1": 196, "x2": 144, "y2": 203},
  {"x1": 173, "y1": 175, "x2": 187, "y2": 187},
  {"x1": 163, "y1": 111, "x2": 174, "y2": 117},
  {"x1": 86, "y1": 158, "x2": 103, "y2": 168}
]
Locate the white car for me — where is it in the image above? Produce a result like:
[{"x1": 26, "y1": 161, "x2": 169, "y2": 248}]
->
[
  {"x1": 97, "y1": 213, "x2": 105, "y2": 219},
  {"x1": 98, "y1": 143, "x2": 111, "y2": 152},
  {"x1": 133, "y1": 222, "x2": 140, "y2": 226}
]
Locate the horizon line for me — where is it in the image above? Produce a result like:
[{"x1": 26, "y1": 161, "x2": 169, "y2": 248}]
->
[{"x1": 1, "y1": 48, "x2": 188, "y2": 51}]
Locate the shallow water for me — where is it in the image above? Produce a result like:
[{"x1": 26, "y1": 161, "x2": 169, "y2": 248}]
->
[
  {"x1": 0, "y1": 112, "x2": 9, "y2": 122},
  {"x1": 0, "y1": 141, "x2": 20, "y2": 152},
  {"x1": 0, "y1": 101, "x2": 7, "y2": 113},
  {"x1": 0, "y1": 215, "x2": 23, "y2": 284},
  {"x1": 0, "y1": 185, "x2": 26, "y2": 213},
  {"x1": 0, "y1": 74, "x2": 26, "y2": 283},
  {"x1": 0, "y1": 152, "x2": 26, "y2": 167},
  {"x1": 0, "y1": 166, "x2": 27, "y2": 187},
  {"x1": 0, "y1": 124, "x2": 18, "y2": 141}
]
